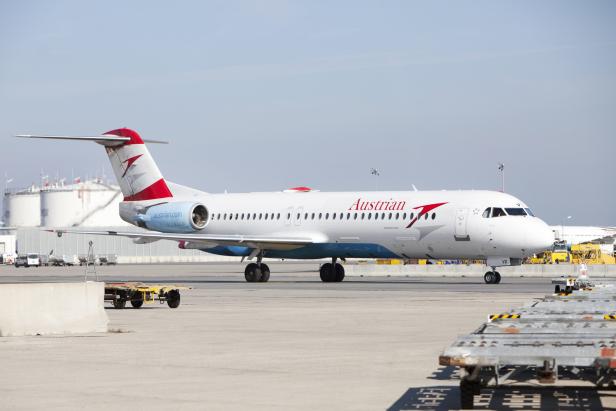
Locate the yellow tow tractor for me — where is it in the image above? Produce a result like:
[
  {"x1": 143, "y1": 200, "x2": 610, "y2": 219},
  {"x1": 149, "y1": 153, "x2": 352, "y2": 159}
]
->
[
  {"x1": 529, "y1": 240, "x2": 570, "y2": 264},
  {"x1": 104, "y1": 282, "x2": 191, "y2": 309}
]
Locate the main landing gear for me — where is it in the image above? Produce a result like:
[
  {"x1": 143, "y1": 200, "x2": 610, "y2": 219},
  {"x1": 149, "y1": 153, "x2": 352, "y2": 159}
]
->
[
  {"x1": 484, "y1": 267, "x2": 501, "y2": 284},
  {"x1": 244, "y1": 253, "x2": 270, "y2": 282},
  {"x1": 320, "y1": 258, "x2": 345, "y2": 282}
]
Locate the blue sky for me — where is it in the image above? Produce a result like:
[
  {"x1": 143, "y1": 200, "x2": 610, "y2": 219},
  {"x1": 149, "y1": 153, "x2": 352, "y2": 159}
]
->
[{"x1": 1, "y1": 0, "x2": 614, "y2": 225}]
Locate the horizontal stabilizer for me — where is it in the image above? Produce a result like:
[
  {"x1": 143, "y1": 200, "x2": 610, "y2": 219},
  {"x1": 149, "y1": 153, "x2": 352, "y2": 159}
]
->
[{"x1": 16, "y1": 134, "x2": 168, "y2": 145}]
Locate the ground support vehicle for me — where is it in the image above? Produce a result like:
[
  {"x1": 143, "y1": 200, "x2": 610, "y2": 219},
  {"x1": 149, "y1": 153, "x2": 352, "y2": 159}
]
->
[
  {"x1": 98, "y1": 254, "x2": 117, "y2": 265},
  {"x1": 104, "y1": 282, "x2": 190, "y2": 309},
  {"x1": 439, "y1": 278, "x2": 616, "y2": 409}
]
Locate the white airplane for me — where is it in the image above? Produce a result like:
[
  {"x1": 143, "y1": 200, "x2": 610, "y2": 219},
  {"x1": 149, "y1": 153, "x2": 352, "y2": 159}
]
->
[
  {"x1": 17, "y1": 128, "x2": 554, "y2": 284},
  {"x1": 550, "y1": 226, "x2": 616, "y2": 247}
]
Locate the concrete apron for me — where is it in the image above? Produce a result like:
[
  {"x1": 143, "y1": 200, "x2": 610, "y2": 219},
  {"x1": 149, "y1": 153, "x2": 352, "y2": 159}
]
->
[
  {"x1": 344, "y1": 263, "x2": 616, "y2": 278},
  {"x1": 0, "y1": 281, "x2": 108, "y2": 337}
]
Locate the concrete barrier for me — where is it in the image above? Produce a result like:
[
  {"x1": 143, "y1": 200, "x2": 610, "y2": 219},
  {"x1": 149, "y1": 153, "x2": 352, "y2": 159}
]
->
[
  {"x1": 344, "y1": 264, "x2": 616, "y2": 278},
  {"x1": 0, "y1": 282, "x2": 108, "y2": 337}
]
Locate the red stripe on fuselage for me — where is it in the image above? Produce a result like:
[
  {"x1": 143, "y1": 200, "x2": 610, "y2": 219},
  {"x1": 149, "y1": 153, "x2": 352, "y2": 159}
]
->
[{"x1": 123, "y1": 178, "x2": 173, "y2": 201}]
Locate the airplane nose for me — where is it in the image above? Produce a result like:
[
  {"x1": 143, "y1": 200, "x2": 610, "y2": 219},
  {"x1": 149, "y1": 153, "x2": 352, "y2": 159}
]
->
[{"x1": 528, "y1": 220, "x2": 555, "y2": 252}]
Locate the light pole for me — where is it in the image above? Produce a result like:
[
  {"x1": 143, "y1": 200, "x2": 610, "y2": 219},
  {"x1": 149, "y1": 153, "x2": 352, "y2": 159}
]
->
[{"x1": 497, "y1": 163, "x2": 505, "y2": 192}]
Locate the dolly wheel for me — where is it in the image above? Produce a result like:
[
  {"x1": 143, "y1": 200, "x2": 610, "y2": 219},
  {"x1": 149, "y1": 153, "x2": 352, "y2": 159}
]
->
[
  {"x1": 113, "y1": 299, "x2": 126, "y2": 309},
  {"x1": 167, "y1": 290, "x2": 181, "y2": 308},
  {"x1": 460, "y1": 378, "x2": 477, "y2": 409}
]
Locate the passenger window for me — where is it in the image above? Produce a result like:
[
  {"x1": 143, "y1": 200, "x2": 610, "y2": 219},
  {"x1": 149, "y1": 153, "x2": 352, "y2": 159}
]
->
[
  {"x1": 403, "y1": 212, "x2": 407, "y2": 219},
  {"x1": 241, "y1": 213, "x2": 244, "y2": 220},
  {"x1": 395, "y1": 213, "x2": 399, "y2": 219},
  {"x1": 492, "y1": 208, "x2": 506, "y2": 217},
  {"x1": 374, "y1": 213, "x2": 379, "y2": 220},
  {"x1": 354, "y1": 213, "x2": 358, "y2": 220},
  {"x1": 305, "y1": 213, "x2": 308, "y2": 219},
  {"x1": 361, "y1": 213, "x2": 365, "y2": 220},
  {"x1": 347, "y1": 213, "x2": 350, "y2": 219},
  {"x1": 297, "y1": 213, "x2": 300, "y2": 219},
  {"x1": 312, "y1": 213, "x2": 315, "y2": 220},
  {"x1": 277, "y1": 213, "x2": 281, "y2": 220},
  {"x1": 410, "y1": 212, "x2": 414, "y2": 219},
  {"x1": 325, "y1": 213, "x2": 329, "y2": 220},
  {"x1": 287, "y1": 213, "x2": 291, "y2": 219},
  {"x1": 424, "y1": 213, "x2": 428, "y2": 220},
  {"x1": 388, "y1": 213, "x2": 392, "y2": 220},
  {"x1": 381, "y1": 212, "x2": 385, "y2": 219},
  {"x1": 319, "y1": 213, "x2": 322, "y2": 219},
  {"x1": 432, "y1": 213, "x2": 436, "y2": 220},
  {"x1": 264, "y1": 213, "x2": 268, "y2": 220}
]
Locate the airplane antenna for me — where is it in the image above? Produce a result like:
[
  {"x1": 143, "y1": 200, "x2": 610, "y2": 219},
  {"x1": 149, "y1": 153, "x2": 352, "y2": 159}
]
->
[{"x1": 497, "y1": 163, "x2": 505, "y2": 192}]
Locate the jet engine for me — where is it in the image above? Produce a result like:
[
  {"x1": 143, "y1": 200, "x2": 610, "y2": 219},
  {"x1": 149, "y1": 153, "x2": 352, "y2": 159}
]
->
[{"x1": 135, "y1": 202, "x2": 209, "y2": 233}]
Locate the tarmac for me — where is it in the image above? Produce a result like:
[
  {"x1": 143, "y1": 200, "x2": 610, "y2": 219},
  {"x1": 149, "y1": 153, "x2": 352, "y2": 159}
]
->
[{"x1": 1, "y1": 262, "x2": 615, "y2": 410}]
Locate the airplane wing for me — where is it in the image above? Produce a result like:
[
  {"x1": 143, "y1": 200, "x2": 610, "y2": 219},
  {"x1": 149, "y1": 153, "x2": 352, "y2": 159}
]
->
[{"x1": 45, "y1": 229, "x2": 314, "y2": 251}]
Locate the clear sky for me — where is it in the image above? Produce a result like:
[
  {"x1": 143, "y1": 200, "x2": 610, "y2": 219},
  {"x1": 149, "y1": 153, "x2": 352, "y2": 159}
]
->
[{"x1": 0, "y1": 1, "x2": 614, "y2": 225}]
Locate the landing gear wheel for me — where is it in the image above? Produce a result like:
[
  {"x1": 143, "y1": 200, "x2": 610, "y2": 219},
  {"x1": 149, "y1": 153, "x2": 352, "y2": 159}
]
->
[
  {"x1": 166, "y1": 289, "x2": 181, "y2": 308},
  {"x1": 334, "y1": 263, "x2": 345, "y2": 282},
  {"x1": 460, "y1": 378, "x2": 478, "y2": 409},
  {"x1": 259, "y1": 264, "x2": 270, "y2": 282},
  {"x1": 484, "y1": 271, "x2": 496, "y2": 284},
  {"x1": 244, "y1": 263, "x2": 263, "y2": 282},
  {"x1": 113, "y1": 299, "x2": 126, "y2": 309},
  {"x1": 494, "y1": 272, "x2": 501, "y2": 284},
  {"x1": 320, "y1": 263, "x2": 334, "y2": 282}
]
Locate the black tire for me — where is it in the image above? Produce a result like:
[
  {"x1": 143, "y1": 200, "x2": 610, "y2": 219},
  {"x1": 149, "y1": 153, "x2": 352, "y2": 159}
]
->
[
  {"x1": 555, "y1": 285, "x2": 561, "y2": 293},
  {"x1": 113, "y1": 299, "x2": 126, "y2": 309},
  {"x1": 334, "y1": 263, "x2": 345, "y2": 282},
  {"x1": 460, "y1": 379, "x2": 476, "y2": 409},
  {"x1": 259, "y1": 264, "x2": 270, "y2": 282},
  {"x1": 320, "y1": 263, "x2": 334, "y2": 282},
  {"x1": 131, "y1": 292, "x2": 144, "y2": 308},
  {"x1": 484, "y1": 272, "x2": 495, "y2": 284},
  {"x1": 244, "y1": 263, "x2": 262, "y2": 282},
  {"x1": 167, "y1": 290, "x2": 181, "y2": 308},
  {"x1": 494, "y1": 272, "x2": 501, "y2": 284}
]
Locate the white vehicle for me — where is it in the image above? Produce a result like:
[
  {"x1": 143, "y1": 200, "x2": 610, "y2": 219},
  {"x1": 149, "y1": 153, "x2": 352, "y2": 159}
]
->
[
  {"x1": 19, "y1": 128, "x2": 554, "y2": 284},
  {"x1": 27, "y1": 253, "x2": 40, "y2": 267}
]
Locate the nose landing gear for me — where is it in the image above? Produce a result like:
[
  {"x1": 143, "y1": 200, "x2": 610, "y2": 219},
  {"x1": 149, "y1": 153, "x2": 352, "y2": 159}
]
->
[{"x1": 484, "y1": 268, "x2": 501, "y2": 284}]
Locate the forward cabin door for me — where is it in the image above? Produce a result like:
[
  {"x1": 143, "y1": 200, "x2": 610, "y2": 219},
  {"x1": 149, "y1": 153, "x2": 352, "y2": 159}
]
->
[{"x1": 454, "y1": 208, "x2": 470, "y2": 241}]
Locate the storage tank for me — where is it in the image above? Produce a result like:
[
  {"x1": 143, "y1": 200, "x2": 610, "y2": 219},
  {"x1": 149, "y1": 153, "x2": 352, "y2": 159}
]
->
[
  {"x1": 2, "y1": 186, "x2": 41, "y2": 227},
  {"x1": 41, "y1": 179, "x2": 127, "y2": 227}
]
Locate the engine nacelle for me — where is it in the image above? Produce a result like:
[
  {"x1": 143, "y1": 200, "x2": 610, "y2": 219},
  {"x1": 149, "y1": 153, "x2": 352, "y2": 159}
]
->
[{"x1": 136, "y1": 202, "x2": 209, "y2": 233}]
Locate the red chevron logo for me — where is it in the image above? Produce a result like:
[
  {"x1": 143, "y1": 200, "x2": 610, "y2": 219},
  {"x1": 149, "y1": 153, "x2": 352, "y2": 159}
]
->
[
  {"x1": 122, "y1": 154, "x2": 143, "y2": 177},
  {"x1": 406, "y1": 202, "x2": 448, "y2": 228}
]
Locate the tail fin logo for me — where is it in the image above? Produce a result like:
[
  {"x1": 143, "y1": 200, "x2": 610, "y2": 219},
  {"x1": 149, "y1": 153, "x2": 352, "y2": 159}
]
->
[{"x1": 122, "y1": 154, "x2": 143, "y2": 178}]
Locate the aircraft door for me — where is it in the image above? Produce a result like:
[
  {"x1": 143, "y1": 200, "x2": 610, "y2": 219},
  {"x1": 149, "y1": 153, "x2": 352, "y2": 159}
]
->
[{"x1": 454, "y1": 208, "x2": 470, "y2": 241}]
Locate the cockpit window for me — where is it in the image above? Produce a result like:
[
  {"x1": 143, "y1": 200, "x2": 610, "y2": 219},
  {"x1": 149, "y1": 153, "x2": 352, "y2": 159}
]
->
[
  {"x1": 524, "y1": 208, "x2": 535, "y2": 217},
  {"x1": 491, "y1": 207, "x2": 507, "y2": 217},
  {"x1": 482, "y1": 208, "x2": 491, "y2": 218},
  {"x1": 505, "y1": 208, "x2": 527, "y2": 216}
]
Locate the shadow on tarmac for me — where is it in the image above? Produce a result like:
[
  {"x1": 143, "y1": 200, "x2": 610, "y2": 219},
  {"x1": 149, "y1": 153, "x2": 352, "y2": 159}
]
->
[{"x1": 387, "y1": 385, "x2": 616, "y2": 411}]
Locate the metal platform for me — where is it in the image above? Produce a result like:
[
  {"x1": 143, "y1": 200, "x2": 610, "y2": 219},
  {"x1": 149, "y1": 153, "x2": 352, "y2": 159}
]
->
[{"x1": 439, "y1": 277, "x2": 616, "y2": 409}]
